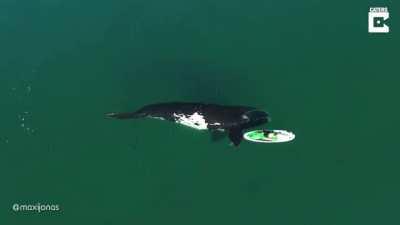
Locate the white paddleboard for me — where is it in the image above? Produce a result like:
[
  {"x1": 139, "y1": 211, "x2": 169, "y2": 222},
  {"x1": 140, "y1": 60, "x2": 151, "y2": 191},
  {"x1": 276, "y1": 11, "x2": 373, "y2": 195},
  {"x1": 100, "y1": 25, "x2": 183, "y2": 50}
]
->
[{"x1": 243, "y1": 129, "x2": 295, "y2": 143}]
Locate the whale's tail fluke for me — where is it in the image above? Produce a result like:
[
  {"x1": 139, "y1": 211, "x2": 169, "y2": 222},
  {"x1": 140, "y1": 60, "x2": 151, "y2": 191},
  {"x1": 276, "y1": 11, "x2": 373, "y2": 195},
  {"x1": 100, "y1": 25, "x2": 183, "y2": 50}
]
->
[{"x1": 105, "y1": 111, "x2": 145, "y2": 120}]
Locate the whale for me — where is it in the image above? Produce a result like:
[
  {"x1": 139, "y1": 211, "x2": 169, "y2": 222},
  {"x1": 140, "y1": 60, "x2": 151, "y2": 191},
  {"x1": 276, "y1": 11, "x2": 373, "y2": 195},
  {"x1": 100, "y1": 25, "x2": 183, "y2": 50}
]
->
[{"x1": 106, "y1": 102, "x2": 270, "y2": 146}]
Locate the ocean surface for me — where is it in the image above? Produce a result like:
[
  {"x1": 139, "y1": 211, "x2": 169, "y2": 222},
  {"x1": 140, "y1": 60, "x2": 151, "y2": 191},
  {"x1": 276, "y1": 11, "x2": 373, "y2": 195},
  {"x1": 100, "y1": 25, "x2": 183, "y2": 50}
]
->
[{"x1": 1, "y1": 0, "x2": 399, "y2": 224}]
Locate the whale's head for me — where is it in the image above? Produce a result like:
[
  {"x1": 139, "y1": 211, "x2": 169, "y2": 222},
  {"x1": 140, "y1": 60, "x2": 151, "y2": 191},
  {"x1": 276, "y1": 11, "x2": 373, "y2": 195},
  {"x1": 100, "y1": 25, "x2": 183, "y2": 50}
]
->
[{"x1": 241, "y1": 110, "x2": 270, "y2": 129}]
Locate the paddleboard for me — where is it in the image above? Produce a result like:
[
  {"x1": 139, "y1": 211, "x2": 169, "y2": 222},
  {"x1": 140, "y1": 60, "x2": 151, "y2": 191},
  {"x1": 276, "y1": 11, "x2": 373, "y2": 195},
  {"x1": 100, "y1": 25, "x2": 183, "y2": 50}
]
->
[{"x1": 243, "y1": 129, "x2": 295, "y2": 143}]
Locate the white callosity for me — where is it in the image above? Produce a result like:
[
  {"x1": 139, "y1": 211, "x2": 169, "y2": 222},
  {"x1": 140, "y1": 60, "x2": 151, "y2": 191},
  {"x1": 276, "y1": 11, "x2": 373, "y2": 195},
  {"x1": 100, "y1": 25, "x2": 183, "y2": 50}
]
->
[
  {"x1": 173, "y1": 112, "x2": 208, "y2": 130},
  {"x1": 149, "y1": 116, "x2": 165, "y2": 121},
  {"x1": 210, "y1": 122, "x2": 221, "y2": 125}
]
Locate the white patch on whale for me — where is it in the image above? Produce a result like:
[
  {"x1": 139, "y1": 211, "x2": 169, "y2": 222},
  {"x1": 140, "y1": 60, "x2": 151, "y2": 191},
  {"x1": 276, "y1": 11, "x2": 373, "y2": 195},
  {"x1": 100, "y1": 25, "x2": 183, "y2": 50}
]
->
[
  {"x1": 210, "y1": 122, "x2": 221, "y2": 126},
  {"x1": 173, "y1": 112, "x2": 208, "y2": 130},
  {"x1": 149, "y1": 116, "x2": 165, "y2": 120}
]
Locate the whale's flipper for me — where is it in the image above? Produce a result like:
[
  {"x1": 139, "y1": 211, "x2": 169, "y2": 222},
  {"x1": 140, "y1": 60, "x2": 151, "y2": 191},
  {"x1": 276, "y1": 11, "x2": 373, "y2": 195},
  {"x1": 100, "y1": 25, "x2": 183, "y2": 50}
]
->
[
  {"x1": 105, "y1": 112, "x2": 145, "y2": 120},
  {"x1": 228, "y1": 127, "x2": 243, "y2": 146}
]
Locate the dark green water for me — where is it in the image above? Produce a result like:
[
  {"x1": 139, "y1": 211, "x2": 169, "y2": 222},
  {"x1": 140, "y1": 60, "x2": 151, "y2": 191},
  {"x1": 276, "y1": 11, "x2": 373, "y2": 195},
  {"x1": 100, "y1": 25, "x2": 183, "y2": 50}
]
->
[{"x1": 1, "y1": 0, "x2": 399, "y2": 224}]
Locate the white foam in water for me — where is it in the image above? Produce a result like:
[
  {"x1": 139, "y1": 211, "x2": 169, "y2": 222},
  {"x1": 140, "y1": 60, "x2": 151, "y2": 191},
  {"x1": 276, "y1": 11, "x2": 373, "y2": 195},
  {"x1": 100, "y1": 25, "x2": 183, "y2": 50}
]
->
[
  {"x1": 18, "y1": 111, "x2": 36, "y2": 135},
  {"x1": 12, "y1": 79, "x2": 36, "y2": 135}
]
